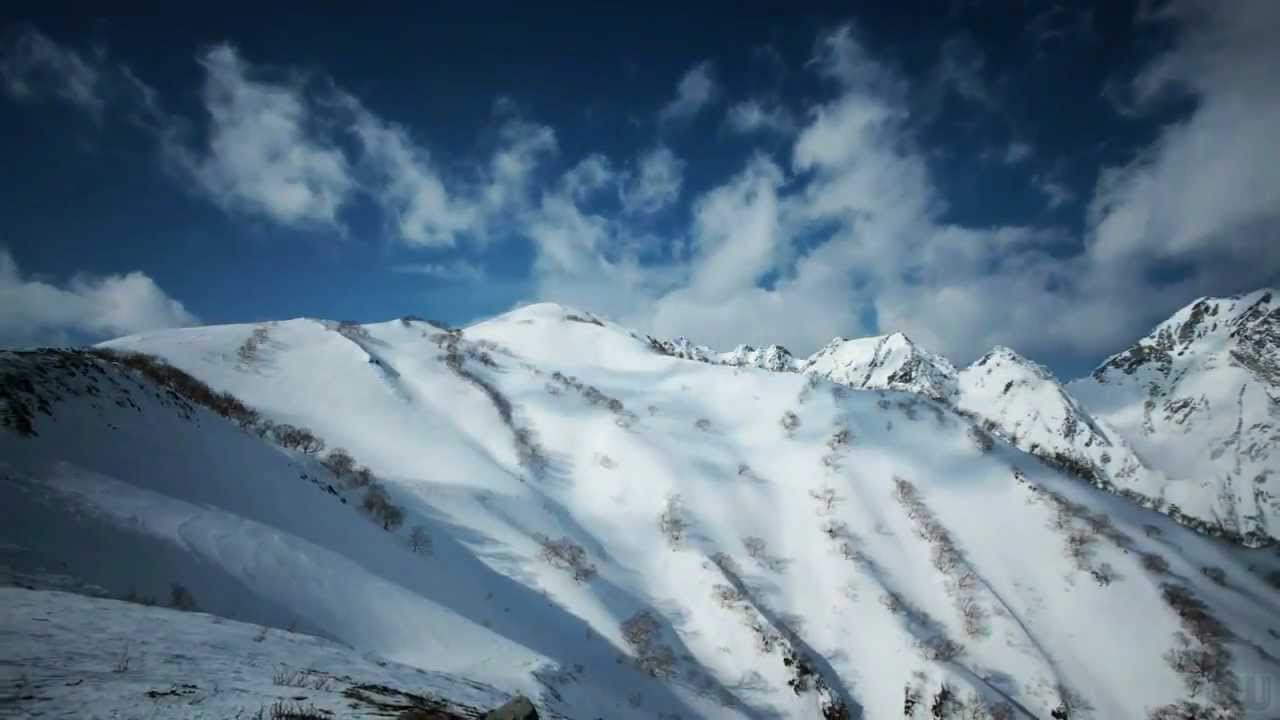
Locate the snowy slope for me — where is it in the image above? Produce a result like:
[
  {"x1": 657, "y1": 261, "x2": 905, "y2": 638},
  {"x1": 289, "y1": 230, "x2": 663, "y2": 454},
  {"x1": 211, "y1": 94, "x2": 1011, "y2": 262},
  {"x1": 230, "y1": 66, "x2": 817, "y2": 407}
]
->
[
  {"x1": 0, "y1": 586, "x2": 514, "y2": 719},
  {"x1": 952, "y1": 347, "x2": 1163, "y2": 516},
  {"x1": 2, "y1": 304, "x2": 1280, "y2": 718},
  {"x1": 790, "y1": 337, "x2": 1164, "y2": 542},
  {"x1": 713, "y1": 294, "x2": 1280, "y2": 549},
  {"x1": 1070, "y1": 290, "x2": 1280, "y2": 547}
]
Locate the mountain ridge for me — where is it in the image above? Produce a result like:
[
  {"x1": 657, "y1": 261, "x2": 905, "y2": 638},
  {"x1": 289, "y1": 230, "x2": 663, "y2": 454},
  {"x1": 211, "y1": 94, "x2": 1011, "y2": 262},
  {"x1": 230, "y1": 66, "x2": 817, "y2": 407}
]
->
[
  {"x1": 3, "y1": 294, "x2": 1279, "y2": 718},
  {"x1": 633, "y1": 289, "x2": 1280, "y2": 547}
]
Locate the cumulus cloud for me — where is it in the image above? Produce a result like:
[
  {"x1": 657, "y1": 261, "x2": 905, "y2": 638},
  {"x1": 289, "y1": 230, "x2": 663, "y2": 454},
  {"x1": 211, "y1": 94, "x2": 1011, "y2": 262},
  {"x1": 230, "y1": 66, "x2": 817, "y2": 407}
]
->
[
  {"x1": 658, "y1": 61, "x2": 717, "y2": 123},
  {"x1": 0, "y1": 249, "x2": 196, "y2": 348},
  {"x1": 0, "y1": 27, "x2": 103, "y2": 116}
]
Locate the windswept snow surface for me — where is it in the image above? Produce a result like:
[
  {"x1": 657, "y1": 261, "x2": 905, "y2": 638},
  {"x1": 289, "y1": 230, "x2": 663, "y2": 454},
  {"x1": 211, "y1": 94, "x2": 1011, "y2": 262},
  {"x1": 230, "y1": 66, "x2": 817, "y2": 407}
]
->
[
  {"x1": 0, "y1": 586, "x2": 512, "y2": 719},
  {"x1": 2, "y1": 302, "x2": 1279, "y2": 718}
]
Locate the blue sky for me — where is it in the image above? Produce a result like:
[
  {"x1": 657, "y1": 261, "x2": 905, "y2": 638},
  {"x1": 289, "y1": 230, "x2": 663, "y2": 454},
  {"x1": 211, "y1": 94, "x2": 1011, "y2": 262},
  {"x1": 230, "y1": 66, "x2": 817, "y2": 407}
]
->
[{"x1": 2, "y1": 1, "x2": 1277, "y2": 377}]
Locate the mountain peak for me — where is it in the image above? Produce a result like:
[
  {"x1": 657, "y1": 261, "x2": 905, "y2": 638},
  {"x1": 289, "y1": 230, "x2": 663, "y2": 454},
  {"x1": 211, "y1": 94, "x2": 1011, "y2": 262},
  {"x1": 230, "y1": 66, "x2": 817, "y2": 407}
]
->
[
  {"x1": 1091, "y1": 288, "x2": 1279, "y2": 381},
  {"x1": 802, "y1": 332, "x2": 958, "y2": 401},
  {"x1": 1069, "y1": 287, "x2": 1280, "y2": 546},
  {"x1": 970, "y1": 345, "x2": 1057, "y2": 383}
]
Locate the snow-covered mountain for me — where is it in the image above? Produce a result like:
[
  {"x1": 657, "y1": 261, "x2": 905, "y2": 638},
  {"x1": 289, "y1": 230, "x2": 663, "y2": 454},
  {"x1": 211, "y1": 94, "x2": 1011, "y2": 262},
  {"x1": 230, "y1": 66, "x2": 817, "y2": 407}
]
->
[
  {"x1": 801, "y1": 333, "x2": 959, "y2": 402},
  {"x1": 650, "y1": 292, "x2": 1280, "y2": 549},
  {"x1": 4, "y1": 302, "x2": 1280, "y2": 719},
  {"x1": 1069, "y1": 290, "x2": 1280, "y2": 548},
  {"x1": 648, "y1": 334, "x2": 799, "y2": 372}
]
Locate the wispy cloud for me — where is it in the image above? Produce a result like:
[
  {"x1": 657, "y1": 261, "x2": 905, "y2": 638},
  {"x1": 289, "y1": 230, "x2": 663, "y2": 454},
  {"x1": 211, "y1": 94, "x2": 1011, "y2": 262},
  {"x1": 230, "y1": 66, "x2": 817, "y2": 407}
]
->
[
  {"x1": 175, "y1": 45, "x2": 355, "y2": 229},
  {"x1": 526, "y1": 14, "x2": 1280, "y2": 365},
  {"x1": 0, "y1": 27, "x2": 103, "y2": 117},
  {"x1": 561, "y1": 154, "x2": 615, "y2": 201},
  {"x1": 1088, "y1": 0, "x2": 1280, "y2": 290},
  {"x1": 7, "y1": 9, "x2": 1279, "y2": 368},
  {"x1": 620, "y1": 145, "x2": 683, "y2": 214},
  {"x1": 1034, "y1": 173, "x2": 1074, "y2": 209},
  {"x1": 392, "y1": 260, "x2": 486, "y2": 283},
  {"x1": 1, "y1": 33, "x2": 559, "y2": 248},
  {"x1": 936, "y1": 34, "x2": 994, "y2": 110},
  {"x1": 658, "y1": 61, "x2": 717, "y2": 124},
  {"x1": 725, "y1": 99, "x2": 797, "y2": 135},
  {"x1": 0, "y1": 247, "x2": 196, "y2": 348},
  {"x1": 340, "y1": 91, "x2": 475, "y2": 247},
  {"x1": 1002, "y1": 141, "x2": 1034, "y2": 165}
]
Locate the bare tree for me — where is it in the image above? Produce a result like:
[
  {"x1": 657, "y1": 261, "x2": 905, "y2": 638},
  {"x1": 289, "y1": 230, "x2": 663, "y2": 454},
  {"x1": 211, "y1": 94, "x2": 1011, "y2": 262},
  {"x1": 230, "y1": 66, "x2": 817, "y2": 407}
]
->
[
  {"x1": 968, "y1": 425, "x2": 995, "y2": 453},
  {"x1": 1141, "y1": 552, "x2": 1170, "y2": 574},
  {"x1": 780, "y1": 411, "x2": 801, "y2": 436},
  {"x1": 237, "y1": 326, "x2": 269, "y2": 365},
  {"x1": 537, "y1": 535, "x2": 596, "y2": 582},
  {"x1": 350, "y1": 465, "x2": 374, "y2": 488},
  {"x1": 1200, "y1": 566, "x2": 1226, "y2": 586},
  {"x1": 323, "y1": 447, "x2": 356, "y2": 480},
  {"x1": 408, "y1": 525, "x2": 432, "y2": 555},
  {"x1": 809, "y1": 485, "x2": 844, "y2": 514},
  {"x1": 361, "y1": 483, "x2": 404, "y2": 531},
  {"x1": 658, "y1": 494, "x2": 689, "y2": 549},
  {"x1": 168, "y1": 583, "x2": 197, "y2": 611}
]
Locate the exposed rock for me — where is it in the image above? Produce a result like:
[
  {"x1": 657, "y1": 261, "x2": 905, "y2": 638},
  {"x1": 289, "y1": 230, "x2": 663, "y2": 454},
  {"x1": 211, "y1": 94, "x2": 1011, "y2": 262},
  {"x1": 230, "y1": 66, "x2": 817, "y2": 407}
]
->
[{"x1": 482, "y1": 695, "x2": 538, "y2": 720}]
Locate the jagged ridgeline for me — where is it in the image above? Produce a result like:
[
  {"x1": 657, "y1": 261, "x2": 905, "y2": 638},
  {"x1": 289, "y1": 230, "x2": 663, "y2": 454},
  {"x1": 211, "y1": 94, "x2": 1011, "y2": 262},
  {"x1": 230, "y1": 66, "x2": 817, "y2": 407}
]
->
[
  {"x1": 3, "y1": 299, "x2": 1279, "y2": 719},
  {"x1": 651, "y1": 290, "x2": 1280, "y2": 549}
]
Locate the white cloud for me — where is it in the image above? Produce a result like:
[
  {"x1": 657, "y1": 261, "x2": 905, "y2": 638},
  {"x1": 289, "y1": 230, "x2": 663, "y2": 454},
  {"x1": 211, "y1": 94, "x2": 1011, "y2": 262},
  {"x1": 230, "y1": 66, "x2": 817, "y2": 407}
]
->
[
  {"x1": 173, "y1": 45, "x2": 355, "y2": 229},
  {"x1": 171, "y1": 47, "x2": 556, "y2": 246},
  {"x1": 11, "y1": 15, "x2": 1279, "y2": 370},
  {"x1": 561, "y1": 154, "x2": 616, "y2": 201},
  {"x1": 620, "y1": 146, "x2": 684, "y2": 214},
  {"x1": 658, "y1": 61, "x2": 717, "y2": 123},
  {"x1": 0, "y1": 249, "x2": 196, "y2": 348},
  {"x1": 482, "y1": 117, "x2": 558, "y2": 214},
  {"x1": 726, "y1": 100, "x2": 797, "y2": 135},
  {"x1": 340, "y1": 93, "x2": 475, "y2": 247},
  {"x1": 936, "y1": 35, "x2": 993, "y2": 109},
  {"x1": 391, "y1": 260, "x2": 485, "y2": 283},
  {"x1": 1086, "y1": 0, "x2": 1280, "y2": 294},
  {"x1": 526, "y1": 17, "x2": 1280, "y2": 367},
  {"x1": 0, "y1": 27, "x2": 103, "y2": 116},
  {"x1": 1035, "y1": 174, "x2": 1075, "y2": 209}
]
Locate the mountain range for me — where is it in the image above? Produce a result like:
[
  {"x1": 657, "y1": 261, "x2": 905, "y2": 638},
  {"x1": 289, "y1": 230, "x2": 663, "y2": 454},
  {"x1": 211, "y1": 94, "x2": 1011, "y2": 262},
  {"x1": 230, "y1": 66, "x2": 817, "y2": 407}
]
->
[
  {"x1": 656, "y1": 289, "x2": 1280, "y2": 549},
  {"x1": 2, "y1": 292, "x2": 1279, "y2": 719}
]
